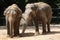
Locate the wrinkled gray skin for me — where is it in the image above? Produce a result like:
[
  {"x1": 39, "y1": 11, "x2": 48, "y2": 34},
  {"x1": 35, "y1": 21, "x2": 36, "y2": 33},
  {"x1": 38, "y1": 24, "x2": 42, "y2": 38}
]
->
[
  {"x1": 22, "y1": 2, "x2": 52, "y2": 35},
  {"x1": 4, "y1": 4, "x2": 22, "y2": 38}
]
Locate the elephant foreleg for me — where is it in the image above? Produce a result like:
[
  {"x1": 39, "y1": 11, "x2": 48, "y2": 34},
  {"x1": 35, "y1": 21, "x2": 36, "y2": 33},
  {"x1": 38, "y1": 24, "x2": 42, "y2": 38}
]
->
[
  {"x1": 6, "y1": 20, "x2": 10, "y2": 35},
  {"x1": 22, "y1": 16, "x2": 31, "y2": 34},
  {"x1": 33, "y1": 20, "x2": 39, "y2": 35},
  {"x1": 14, "y1": 21, "x2": 19, "y2": 36},
  {"x1": 9, "y1": 20, "x2": 14, "y2": 38}
]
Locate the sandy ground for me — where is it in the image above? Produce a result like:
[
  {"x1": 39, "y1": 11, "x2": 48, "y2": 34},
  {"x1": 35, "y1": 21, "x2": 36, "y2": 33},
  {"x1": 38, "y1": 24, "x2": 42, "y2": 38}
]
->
[{"x1": 0, "y1": 24, "x2": 60, "y2": 40}]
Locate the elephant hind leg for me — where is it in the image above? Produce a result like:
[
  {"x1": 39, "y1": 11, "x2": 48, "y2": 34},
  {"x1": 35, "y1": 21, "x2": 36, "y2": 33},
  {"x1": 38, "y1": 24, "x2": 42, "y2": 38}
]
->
[
  {"x1": 47, "y1": 22, "x2": 50, "y2": 32},
  {"x1": 47, "y1": 18, "x2": 51, "y2": 33},
  {"x1": 42, "y1": 23, "x2": 46, "y2": 34},
  {"x1": 42, "y1": 21, "x2": 47, "y2": 34}
]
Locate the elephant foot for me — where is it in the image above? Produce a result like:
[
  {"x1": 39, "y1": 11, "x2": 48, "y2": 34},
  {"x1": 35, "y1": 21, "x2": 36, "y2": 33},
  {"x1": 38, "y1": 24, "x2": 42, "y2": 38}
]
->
[
  {"x1": 7, "y1": 34, "x2": 13, "y2": 38},
  {"x1": 14, "y1": 31, "x2": 20, "y2": 36},
  {"x1": 14, "y1": 34, "x2": 17, "y2": 37},
  {"x1": 47, "y1": 31, "x2": 51, "y2": 33},
  {"x1": 34, "y1": 32, "x2": 40, "y2": 36},
  {"x1": 9, "y1": 34, "x2": 14, "y2": 38},
  {"x1": 10, "y1": 35, "x2": 13, "y2": 38},
  {"x1": 7, "y1": 32, "x2": 10, "y2": 35},
  {"x1": 14, "y1": 33, "x2": 20, "y2": 37},
  {"x1": 21, "y1": 32, "x2": 25, "y2": 35},
  {"x1": 22, "y1": 31, "x2": 25, "y2": 34},
  {"x1": 42, "y1": 31, "x2": 47, "y2": 35}
]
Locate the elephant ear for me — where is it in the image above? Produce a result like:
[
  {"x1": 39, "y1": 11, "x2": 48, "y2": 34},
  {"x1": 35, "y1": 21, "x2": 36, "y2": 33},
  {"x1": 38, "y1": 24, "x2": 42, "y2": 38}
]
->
[
  {"x1": 31, "y1": 5, "x2": 38, "y2": 11},
  {"x1": 31, "y1": 5, "x2": 38, "y2": 17}
]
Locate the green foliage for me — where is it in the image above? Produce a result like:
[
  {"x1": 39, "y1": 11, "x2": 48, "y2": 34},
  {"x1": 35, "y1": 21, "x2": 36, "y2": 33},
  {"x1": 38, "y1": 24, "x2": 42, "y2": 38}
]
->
[
  {"x1": 25, "y1": 0, "x2": 60, "y2": 3},
  {"x1": 25, "y1": 0, "x2": 28, "y2": 3}
]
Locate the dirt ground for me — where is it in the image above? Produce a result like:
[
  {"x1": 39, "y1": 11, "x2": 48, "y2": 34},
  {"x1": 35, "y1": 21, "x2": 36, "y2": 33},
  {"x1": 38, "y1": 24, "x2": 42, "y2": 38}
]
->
[{"x1": 0, "y1": 24, "x2": 60, "y2": 40}]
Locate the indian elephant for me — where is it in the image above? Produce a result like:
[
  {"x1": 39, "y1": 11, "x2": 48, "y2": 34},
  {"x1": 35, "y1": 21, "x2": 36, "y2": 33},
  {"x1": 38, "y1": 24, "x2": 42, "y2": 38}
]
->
[
  {"x1": 4, "y1": 4, "x2": 22, "y2": 38},
  {"x1": 22, "y1": 2, "x2": 53, "y2": 35}
]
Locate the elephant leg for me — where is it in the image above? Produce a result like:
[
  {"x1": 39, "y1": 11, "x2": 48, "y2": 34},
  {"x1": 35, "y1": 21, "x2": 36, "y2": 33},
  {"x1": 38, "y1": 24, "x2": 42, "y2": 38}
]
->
[
  {"x1": 6, "y1": 20, "x2": 10, "y2": 35},
  {"x1": 42, "y1": 22, "x2": 46, "y2": 34},
  {"x1": 16, "y1": 24, "x2": 19, "y2": 35},
  {"x1": 14, "y1": 22, "x2": 19, "y2": 36},
  {"x1": 9, "y1": 21, "x2": 14, "y2": 38},
  {"x1": 22, "y1": 23, "x2": 28, "y2": 34},
  {"x1": 22, "y1": 21, "x2": 30, "y2": 34},
  {"x1": 14, "y1": 18, "x2": 21, "y2": 36},
  {"x1": 42, "y1": 17, "x2": 48, "y2": 34},
  {"x1": 34, "y1": 21, "x2": 40, "y2": 35},
  {"x1": 47, "y1": 17, "x2": 51, "y2": 33},
  {"x1": 17, "y1": 22, "x2": 20, "y2": 35},
  {"x1": 14, "y1": 23, "x2": 17, "y2": 36},
  {"x1": 22, "y1": 16, "x2": 31, "y2": 34},
  {"x1": 47, "y1": 22, "x2": 50, "y2": 32}
]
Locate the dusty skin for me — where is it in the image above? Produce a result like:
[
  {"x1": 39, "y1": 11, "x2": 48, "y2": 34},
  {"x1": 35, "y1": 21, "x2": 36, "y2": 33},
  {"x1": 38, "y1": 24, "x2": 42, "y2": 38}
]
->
[{"x1": 0, "y1": 24, "x2": 60, "y2": 40}]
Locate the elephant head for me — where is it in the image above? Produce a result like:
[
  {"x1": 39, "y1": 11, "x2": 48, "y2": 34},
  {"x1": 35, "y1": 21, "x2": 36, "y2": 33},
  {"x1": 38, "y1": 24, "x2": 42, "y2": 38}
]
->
[
  {"x1": 23, "y1": 3, "x2": 38, "y2": 20},
  {"x1": 22, "y1": 3, "x2": 39, "y2": 33}
]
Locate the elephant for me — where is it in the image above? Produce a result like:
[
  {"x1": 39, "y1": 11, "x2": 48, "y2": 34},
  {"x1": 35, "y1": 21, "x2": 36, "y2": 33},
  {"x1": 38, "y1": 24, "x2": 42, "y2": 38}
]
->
[
  {"x1": 4, "y1": 4, "x2": 22, "y2": 38},
  {"x1": 22, "y1": 2, "x2": 53, "y2": 35}
]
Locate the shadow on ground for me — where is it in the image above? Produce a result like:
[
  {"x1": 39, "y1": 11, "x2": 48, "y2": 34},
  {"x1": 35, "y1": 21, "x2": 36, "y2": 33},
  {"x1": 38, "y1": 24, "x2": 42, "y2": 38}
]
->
[
  {"x1": 19, "y1": 33, "x2": 34, "y2": 37},
  {"x1": 17, "y1": 31, "x2": 60, "y2": 37},
  {"x1": 46, "y1": 31, "x2": 60, "y2": 35}
]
